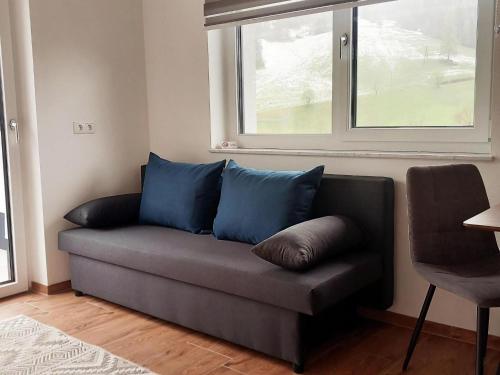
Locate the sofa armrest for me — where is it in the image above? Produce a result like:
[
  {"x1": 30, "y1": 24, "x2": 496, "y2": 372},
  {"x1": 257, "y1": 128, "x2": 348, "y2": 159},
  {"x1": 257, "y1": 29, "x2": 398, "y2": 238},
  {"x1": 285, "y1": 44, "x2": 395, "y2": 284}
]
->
[{"x1": 64, "y1": 193, "x2": 141, "y2": 228}]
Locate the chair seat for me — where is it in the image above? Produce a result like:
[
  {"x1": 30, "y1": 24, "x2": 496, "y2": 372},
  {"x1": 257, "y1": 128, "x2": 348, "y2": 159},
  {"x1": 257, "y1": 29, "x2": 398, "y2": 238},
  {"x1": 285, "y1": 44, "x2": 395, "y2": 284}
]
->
[{"x1": 415, "y1": 254, "x2": 500, "y2": 307}]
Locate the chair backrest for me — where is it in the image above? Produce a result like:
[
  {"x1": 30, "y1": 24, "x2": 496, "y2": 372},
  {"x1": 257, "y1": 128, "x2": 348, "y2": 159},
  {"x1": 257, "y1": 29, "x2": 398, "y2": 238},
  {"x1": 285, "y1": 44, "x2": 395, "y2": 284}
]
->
[{"x1": 406, "y1": 164, "x2": 498, "y2": 266}]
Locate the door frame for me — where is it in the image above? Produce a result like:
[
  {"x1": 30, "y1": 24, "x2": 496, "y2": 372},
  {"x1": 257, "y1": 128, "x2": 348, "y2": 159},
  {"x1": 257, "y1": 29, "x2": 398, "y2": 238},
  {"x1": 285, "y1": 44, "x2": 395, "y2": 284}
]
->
[{"x1": 0, "y1": 0, "x2": 29, "y2": 298}]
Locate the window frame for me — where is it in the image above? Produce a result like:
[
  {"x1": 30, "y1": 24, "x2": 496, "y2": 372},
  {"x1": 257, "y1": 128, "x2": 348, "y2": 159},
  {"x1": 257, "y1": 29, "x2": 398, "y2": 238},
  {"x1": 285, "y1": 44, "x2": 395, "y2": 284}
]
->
[
  {"x1": 231, "y1": 10, "x2": 349, "y2": 151},
  {"x1": 209, "y1": 0, "x2": 495, "y2": 154},
  {"x1": 343, "y1": 0, "x2": 494, "y2": 148}
]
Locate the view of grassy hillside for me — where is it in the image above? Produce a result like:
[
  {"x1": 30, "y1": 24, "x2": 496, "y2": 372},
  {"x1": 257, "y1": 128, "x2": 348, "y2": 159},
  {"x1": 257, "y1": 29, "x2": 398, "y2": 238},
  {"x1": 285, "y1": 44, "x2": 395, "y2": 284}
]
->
[{"x1": 244, "y1": 0, "x2": 478, "y2": 134}]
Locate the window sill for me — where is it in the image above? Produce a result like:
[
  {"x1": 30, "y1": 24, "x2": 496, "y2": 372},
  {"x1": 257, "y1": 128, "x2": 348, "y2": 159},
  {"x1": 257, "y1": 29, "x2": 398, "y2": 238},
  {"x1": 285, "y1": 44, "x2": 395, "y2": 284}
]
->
[{"x1": 209, "y1": 148, "x2": 495, "y2": 161}]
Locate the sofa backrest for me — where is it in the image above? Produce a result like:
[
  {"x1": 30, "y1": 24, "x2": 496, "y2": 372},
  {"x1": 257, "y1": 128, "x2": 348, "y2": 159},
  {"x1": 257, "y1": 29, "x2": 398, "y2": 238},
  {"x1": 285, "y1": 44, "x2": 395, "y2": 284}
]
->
[
  {"x1": 141, "y1": 165, "x2": 394, "y2": 309},
  {"x1": 311, "y1": 174, "x2": 394, "y2": 309}
]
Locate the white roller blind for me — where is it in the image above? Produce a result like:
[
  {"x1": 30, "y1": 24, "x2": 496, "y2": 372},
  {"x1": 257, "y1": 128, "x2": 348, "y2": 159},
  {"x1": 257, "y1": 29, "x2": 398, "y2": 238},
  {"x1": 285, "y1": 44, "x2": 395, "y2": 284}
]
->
[{"x1": 204, "y1": 0, "x2": 396, "y2": 28}]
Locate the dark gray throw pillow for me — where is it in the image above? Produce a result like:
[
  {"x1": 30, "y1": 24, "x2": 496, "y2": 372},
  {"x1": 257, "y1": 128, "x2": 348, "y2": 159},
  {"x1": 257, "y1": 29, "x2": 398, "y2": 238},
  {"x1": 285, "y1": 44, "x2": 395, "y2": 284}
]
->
[
  {"x1": 251, "y1": 216, "x2": 363, "y2": 272},
  {"x1": 64, "y1": 193, "x2": 141, "y2": 228}
]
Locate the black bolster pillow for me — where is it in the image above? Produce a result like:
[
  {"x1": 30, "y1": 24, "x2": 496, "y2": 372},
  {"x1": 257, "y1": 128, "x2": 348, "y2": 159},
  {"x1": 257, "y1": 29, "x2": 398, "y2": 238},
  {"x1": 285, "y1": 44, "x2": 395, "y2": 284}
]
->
[{"x1": 64, "y1": 193, "x2": 142, "y2": 228}]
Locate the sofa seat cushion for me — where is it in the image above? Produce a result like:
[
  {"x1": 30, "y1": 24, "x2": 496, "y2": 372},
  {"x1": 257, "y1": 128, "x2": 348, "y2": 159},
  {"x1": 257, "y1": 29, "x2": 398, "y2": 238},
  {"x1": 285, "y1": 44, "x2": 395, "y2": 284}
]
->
[{"x1": 59, "y1": 226, "x2": 382, "y2": 315}]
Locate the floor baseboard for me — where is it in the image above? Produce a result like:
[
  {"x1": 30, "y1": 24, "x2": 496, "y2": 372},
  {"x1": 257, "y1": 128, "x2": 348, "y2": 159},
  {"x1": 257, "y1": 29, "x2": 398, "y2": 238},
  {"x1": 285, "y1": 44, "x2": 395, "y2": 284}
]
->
[
  {"x1": 31, "y1": 280, "x2": 72, "y2": 295},
  {"x1": 358, "y1": 306, "x2": 500, "y2": 351}
]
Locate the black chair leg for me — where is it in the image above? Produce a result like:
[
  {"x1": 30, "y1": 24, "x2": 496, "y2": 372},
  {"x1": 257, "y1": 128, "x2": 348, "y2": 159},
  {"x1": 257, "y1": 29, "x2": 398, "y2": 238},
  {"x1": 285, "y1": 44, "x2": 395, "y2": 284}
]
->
[
  {"x1": 476, "y1": 307, "x2": 489, "y2": 375},
  {"x1": 292, "y1": 362, "x2": 304, "y2": 374},
  {"x1": 403, "y1": 284, "x2": 436, "y2": 371}
]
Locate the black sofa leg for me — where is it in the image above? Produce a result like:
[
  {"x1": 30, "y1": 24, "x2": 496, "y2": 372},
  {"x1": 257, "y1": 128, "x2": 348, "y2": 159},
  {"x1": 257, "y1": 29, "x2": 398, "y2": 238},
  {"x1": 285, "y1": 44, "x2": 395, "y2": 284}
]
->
[
  {"x1": 403, "y1": 284, "x2": 436, "y2": 371},
  {"x1": 293, "y1": 362, "x2": 304, "y2": 374},
  {"x1": 74, "y1": 290, "x2": 84, "y2": 297},
  {"x1": 476, "y1": 306, "x2": 489, "y2": 375}
]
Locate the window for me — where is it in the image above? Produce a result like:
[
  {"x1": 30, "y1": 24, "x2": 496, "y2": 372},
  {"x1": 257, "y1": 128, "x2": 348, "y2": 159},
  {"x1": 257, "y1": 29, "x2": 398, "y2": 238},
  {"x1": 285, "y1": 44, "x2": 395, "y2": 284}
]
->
[
  {"x1": 208, "y1": 0, "x2": 495, "y2": 153},
  {"x1": 353, "y1": 0, "x2": 479, "y2": 128},
  {"x1": 239, "y1": 13, "x2": 333, "y2": 135}
]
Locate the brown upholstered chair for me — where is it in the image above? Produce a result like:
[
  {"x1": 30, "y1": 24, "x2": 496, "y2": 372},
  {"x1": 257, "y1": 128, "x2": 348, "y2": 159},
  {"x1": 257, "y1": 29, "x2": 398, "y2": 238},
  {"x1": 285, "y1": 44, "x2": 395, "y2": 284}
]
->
[{"x1": 404, "y1": 164, "x2": 500, "y2": 375}]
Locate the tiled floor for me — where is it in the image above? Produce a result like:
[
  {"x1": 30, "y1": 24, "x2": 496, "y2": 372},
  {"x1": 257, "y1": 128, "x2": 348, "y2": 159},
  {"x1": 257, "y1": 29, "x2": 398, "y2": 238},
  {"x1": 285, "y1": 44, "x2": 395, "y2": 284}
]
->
[{"x1": 0, "y1": 291, "x2": 499, "y2": 374}]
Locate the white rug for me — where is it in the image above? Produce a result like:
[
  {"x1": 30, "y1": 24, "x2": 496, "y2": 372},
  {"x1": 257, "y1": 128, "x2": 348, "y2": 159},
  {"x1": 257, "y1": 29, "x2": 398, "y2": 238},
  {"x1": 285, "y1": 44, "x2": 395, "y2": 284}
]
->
[{"x1": 0, "y1": 315, "x2": 156, "y2": 374}]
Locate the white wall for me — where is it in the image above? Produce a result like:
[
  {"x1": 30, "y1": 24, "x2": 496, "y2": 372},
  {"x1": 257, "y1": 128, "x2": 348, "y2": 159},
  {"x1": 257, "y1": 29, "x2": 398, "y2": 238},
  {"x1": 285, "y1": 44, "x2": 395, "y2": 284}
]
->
[
  {"x1": 26, "y1": 0, "x2": 150, "y2": 284},
  {"x1": 143, "y1": 0, "x2": 500, "y2": 334}
]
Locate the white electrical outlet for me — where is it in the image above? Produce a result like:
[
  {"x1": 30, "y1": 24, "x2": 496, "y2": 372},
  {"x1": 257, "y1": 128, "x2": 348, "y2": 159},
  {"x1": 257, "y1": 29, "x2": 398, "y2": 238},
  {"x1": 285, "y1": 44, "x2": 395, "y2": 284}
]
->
[
  {"x1": 73, "y1": 122, "x2": 84, "y2": 134},
  {"x1": 84, "y1": 123, "x2": 96, "y2": 134},
  {"x1": 73, "y1": 122, "x2": 96, "y2": 134}
]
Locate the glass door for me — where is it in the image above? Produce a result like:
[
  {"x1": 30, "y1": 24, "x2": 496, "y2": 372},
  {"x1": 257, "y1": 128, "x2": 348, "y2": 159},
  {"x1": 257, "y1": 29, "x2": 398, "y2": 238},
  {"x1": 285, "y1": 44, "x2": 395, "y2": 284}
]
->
[
  {"x1": 0, "y1": 0, "x2": 29, "y2": 297},
  {"x1": 0, "y1": 131, "x2": 13, "y2": 284}
]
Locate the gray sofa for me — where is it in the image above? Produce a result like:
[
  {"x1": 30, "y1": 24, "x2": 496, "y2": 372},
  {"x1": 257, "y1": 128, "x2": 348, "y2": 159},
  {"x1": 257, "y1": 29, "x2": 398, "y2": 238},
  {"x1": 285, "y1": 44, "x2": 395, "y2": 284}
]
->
[{"x1": 58, "y1": 168, "x2": 394, "y2": 373}]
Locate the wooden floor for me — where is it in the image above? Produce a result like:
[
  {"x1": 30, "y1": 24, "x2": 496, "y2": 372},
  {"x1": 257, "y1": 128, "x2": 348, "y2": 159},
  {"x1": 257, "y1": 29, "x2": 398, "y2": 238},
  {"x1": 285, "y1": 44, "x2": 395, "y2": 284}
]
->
[{"x1": 1, "y1": 292, "x2": 499, "y2": 375}]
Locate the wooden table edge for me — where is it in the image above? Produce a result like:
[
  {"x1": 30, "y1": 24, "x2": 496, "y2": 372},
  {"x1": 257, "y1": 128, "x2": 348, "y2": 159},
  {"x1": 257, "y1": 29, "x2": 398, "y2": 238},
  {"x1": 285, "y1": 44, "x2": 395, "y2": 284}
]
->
[
  {"x1": 463, "y1": 204, "x2": 500, "y2": 232},
  {"x1": 463, "y1": 222, "x2": 500, "y2": 232}
]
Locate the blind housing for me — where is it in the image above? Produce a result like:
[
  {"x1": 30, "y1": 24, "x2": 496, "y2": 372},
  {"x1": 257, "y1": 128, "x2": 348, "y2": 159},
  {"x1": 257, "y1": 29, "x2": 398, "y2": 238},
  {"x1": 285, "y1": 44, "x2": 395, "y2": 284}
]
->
[{"x1": 204, "y1": 0, "x2": 395, "y2": 28}]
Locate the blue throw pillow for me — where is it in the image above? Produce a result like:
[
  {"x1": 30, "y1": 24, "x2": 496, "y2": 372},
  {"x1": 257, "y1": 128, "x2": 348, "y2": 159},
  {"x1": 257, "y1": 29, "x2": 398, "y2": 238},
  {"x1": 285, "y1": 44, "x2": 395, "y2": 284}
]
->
[
  {"x1": 213, "y1": 160, "x2": 324, "y2": 244},
  {"x1": 139, "y1": 153, "x2": 226, "y2": 233}
]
